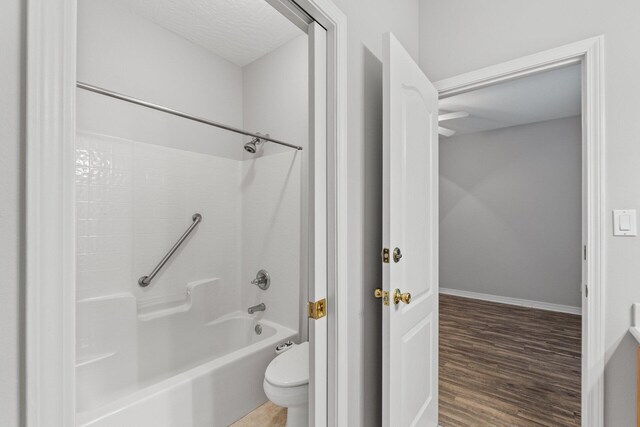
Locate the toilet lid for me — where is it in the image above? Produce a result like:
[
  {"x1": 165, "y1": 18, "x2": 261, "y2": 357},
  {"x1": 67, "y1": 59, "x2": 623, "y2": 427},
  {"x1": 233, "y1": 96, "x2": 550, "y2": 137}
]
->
[{"x1": 265, "y1": 342, "x2": 309, "y2": 387}]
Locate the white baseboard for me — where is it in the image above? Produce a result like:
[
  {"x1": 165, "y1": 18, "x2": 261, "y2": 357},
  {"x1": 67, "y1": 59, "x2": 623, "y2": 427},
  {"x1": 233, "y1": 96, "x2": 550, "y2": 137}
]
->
[{"x1": 439, "y1": 288, "x2": 582, "y2": 315}]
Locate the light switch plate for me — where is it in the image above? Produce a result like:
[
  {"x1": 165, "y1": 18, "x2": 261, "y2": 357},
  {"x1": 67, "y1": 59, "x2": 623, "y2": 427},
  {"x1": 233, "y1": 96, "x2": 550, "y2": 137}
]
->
[{"x1": 613, "y1": 209, "x2": 637, "y2": 236}]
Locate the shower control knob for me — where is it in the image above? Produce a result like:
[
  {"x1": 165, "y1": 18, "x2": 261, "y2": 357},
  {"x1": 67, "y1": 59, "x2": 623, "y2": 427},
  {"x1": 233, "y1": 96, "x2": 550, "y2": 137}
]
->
[{"x1": 251, "y1": 269, "x2": 270, "y2": 290}]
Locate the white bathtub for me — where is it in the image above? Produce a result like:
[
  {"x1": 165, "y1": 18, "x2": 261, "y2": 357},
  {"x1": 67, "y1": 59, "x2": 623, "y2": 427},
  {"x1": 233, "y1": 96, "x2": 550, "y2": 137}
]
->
[{"x1": 76, "y1": 280, "x2": 297, "y2": 426}]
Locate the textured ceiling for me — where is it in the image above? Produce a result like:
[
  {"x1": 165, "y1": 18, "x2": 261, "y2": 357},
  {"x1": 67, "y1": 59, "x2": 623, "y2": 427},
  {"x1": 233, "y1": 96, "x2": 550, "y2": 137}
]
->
[
  {"x1": 110, "y1": 0, "x2": 304, "y2": 67},
  {"x1": 440, "y1": 64, "x2": 581, "y2": 135}
]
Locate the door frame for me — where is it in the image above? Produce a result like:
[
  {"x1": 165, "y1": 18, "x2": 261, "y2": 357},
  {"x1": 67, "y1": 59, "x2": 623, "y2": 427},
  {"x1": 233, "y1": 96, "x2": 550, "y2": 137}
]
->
[
  {"x1": 433, "y1": 36, "x2": 605, "y2": 427},
  {"x1": 25, "y1": 0, "x2": 348, "y2": 425}
]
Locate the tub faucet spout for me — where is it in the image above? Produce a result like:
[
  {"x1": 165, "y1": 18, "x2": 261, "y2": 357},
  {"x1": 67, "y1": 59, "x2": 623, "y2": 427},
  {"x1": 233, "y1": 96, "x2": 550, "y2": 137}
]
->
[{"x1": 248, "y1": 303, "x2": 266, "y2": 314}]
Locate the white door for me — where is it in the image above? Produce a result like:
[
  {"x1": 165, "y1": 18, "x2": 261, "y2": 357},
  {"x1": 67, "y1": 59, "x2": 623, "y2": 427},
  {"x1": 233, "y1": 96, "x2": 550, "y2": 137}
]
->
[
  {"x1": 381, "y1": 32, "x2": 439, "y2": 427},
  {"x1": 308, "y1": 21, "x2": 327, "y2": 427}
]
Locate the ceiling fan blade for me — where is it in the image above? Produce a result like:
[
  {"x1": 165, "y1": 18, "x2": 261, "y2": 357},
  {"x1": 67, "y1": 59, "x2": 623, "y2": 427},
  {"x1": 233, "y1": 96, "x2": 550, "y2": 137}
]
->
[
  {"x1": 438, "y1": 111, "x2": 469, "y2": 122},
  {"x1": 438, "y1": 126, "x2": 456, "y2": 137}
]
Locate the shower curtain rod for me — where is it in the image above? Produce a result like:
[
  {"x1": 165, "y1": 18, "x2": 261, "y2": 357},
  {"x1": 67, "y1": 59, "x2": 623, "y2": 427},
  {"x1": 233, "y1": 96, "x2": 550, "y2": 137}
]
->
[{"x1": 76, "y1": 81, "x2": 303, "y2": 151}]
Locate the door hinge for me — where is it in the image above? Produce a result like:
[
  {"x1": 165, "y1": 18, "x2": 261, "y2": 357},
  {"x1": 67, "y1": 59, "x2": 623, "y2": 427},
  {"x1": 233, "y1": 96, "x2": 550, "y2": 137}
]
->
[
  {"x1": 381, "y1": 248, "x2": 390, "y2": 264},
  {"x1": 308, "y1": 298, "x2": 327, "y2": 320},
  {"x1": 585, "y1": 284, "x2": 589, "y2": 297},
  {"x1": 374, "y1": 288, "x2": 389, "y2": 306},
  {"x1": 584, "y1": 245, "x2": 587, "y2": 260}
]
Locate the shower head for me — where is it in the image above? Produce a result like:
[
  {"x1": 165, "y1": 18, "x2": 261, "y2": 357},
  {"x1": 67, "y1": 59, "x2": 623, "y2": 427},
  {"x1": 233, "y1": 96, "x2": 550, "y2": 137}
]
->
[
  {"x1": 243, "y1": 136, "x2": 265, "y2": 154},
  {"x1": 244, "y1": 138, "x2": 257, "y2": 153}
]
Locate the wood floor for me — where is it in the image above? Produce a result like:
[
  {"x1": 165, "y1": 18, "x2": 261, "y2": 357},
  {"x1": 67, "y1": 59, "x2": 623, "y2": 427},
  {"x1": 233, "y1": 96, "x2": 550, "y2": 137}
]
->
[{"x1": 439, "y1": 294, "x2": 582, "y2": 427}]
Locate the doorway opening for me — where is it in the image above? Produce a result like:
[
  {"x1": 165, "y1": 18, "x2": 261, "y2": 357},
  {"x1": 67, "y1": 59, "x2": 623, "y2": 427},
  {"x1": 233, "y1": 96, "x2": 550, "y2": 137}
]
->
[
  {"x1": 74, "y1": 1, "x2": 315, "y2": 425},
  {"x1": 437, "y1": 63, "x2": 583, "y2": 426},
  {"x1": 26, "y1": 0, "x2": 348, "y2": 424},
  {"x1": 378, "y1": 36, "x2": 602, "y2": 427},
  {"x1": 432, "y1": 37, "x2": 606, "y2": 426}
]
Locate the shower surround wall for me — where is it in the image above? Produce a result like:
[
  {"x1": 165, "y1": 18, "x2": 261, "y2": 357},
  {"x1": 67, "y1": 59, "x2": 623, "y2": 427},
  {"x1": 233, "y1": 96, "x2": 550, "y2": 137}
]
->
[
  {"x1": 242, "y1": 34, "x2": 308, "y2": 336},
  {"x1": 76, "y1": 0, "x2": 307, "y2": 416},
  {"x1": 75, "y1": 132, "x2": 242, "y2": 303}
]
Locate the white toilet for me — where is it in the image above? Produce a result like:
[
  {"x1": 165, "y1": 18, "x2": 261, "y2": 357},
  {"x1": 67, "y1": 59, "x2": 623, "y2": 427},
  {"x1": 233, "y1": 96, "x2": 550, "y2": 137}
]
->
[{"x1": 263, "y1": 341, "x2": 309, "y2": 427}]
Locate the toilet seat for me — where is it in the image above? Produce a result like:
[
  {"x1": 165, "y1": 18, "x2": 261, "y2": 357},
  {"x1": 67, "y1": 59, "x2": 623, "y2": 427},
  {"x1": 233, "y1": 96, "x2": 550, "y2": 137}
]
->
[
  {"x1": 264, "y1": 342, "x2": 309, "y2": 427},
  {"x1": 265, "y1": 342, "x2": 309, "y2": 387}
]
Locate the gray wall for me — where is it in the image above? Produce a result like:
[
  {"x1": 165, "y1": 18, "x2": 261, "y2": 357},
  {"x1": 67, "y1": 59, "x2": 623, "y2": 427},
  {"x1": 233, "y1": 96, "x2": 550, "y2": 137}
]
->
[
  {"x1": 420, "y1": 0, "x2": 640, "y2": 423},
  {"x1": 0, "y1": 0, "x2": 24, "y2": 425},
  {"x1": 440, "y1": 117, "x2": 582, "y2": 308}
]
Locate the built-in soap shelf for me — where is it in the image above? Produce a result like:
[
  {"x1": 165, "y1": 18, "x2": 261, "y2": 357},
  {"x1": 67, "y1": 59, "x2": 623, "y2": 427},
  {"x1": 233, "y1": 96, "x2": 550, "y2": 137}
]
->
[
  {"x1": 76, "y1": 279, "x2": 219, "y2": 369},
  {"x1": 137, "y1": 291, "x2": 192, "y2": 320},
  {"x1": 137, "y1": 278, "x2": 219, "y2": 321},
  {"x1": 76, "y1": 351, "x2": 116, "y2": 368}
]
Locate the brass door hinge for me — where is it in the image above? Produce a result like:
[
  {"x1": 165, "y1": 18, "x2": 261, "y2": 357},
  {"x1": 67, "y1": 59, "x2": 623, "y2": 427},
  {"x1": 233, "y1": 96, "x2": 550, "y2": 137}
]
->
[
  {"x1": 381, "y1": 248, "x2": 390, "y2": 263},
  {"x1": 374, "y1": 288, "x2": 389, "y2": 306},
  {"x1": 308, "y1": 298, "x2": 327, "y2": 319}
]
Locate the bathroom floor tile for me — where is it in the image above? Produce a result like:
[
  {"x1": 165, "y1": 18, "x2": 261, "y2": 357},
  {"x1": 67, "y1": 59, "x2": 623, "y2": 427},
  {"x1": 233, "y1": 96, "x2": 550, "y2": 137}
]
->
[{"x1": 230, "y1": 401, "x2": 287, "y2": 427}]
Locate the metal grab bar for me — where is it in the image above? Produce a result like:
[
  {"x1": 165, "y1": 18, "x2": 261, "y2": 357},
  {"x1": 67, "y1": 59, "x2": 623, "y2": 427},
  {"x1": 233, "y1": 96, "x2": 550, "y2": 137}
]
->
[{"x1": 138, "y1": 213, "x2": 202, "y2": 287}]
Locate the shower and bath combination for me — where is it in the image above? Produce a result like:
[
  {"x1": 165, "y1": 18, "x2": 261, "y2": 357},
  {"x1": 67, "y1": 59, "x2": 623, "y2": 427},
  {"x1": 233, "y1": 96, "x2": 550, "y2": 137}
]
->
[
  {"x1": 73, "y1": 1, "x2": 308, "y2": 423},
  {"x1": 74, "y1": 81, "x2": 299, "y2": 287}
]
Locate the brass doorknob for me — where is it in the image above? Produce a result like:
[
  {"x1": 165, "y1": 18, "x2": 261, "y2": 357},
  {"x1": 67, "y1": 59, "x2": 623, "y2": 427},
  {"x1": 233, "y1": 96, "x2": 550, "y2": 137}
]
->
[{"x1": 393, "y1": 288, "x2": 411, "y2": 305}]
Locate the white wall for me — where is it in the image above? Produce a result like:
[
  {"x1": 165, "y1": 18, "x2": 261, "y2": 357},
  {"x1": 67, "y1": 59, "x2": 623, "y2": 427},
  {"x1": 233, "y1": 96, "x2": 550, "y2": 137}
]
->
[
  {"x1": 242, "y1": 35, "x2": 308, "y2": 159},
  {"x1": 420, "y1": 0, "x2": 640, "y2": 423},
  {"x1": 77, "y1": 0, "x2": 244, "y2": 160},
  {"x1": 329, "y1": 0, "x2": 420, "y2": 425},
  {"x1": 241, "y1": 151, "x2": 302, "y2": 331},
  {"x1": 440, "y1": 117, "x2": 582, "y2": 308},
  {"x1": 0, "y1": 0, "x2": 24, "y2": 424},
  {"x1": 241, "y1": 35, "x2": 308, "y2": 333}
]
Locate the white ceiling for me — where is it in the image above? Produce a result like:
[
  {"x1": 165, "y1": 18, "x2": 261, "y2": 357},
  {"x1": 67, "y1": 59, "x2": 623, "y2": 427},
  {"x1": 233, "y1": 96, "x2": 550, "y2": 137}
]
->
[
  {"x1": 439, "y1": 64, "x2": 581, "y2": 135},
  {"x1": 110, "y1": 0, "x2": 304, "y2": 67}
]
